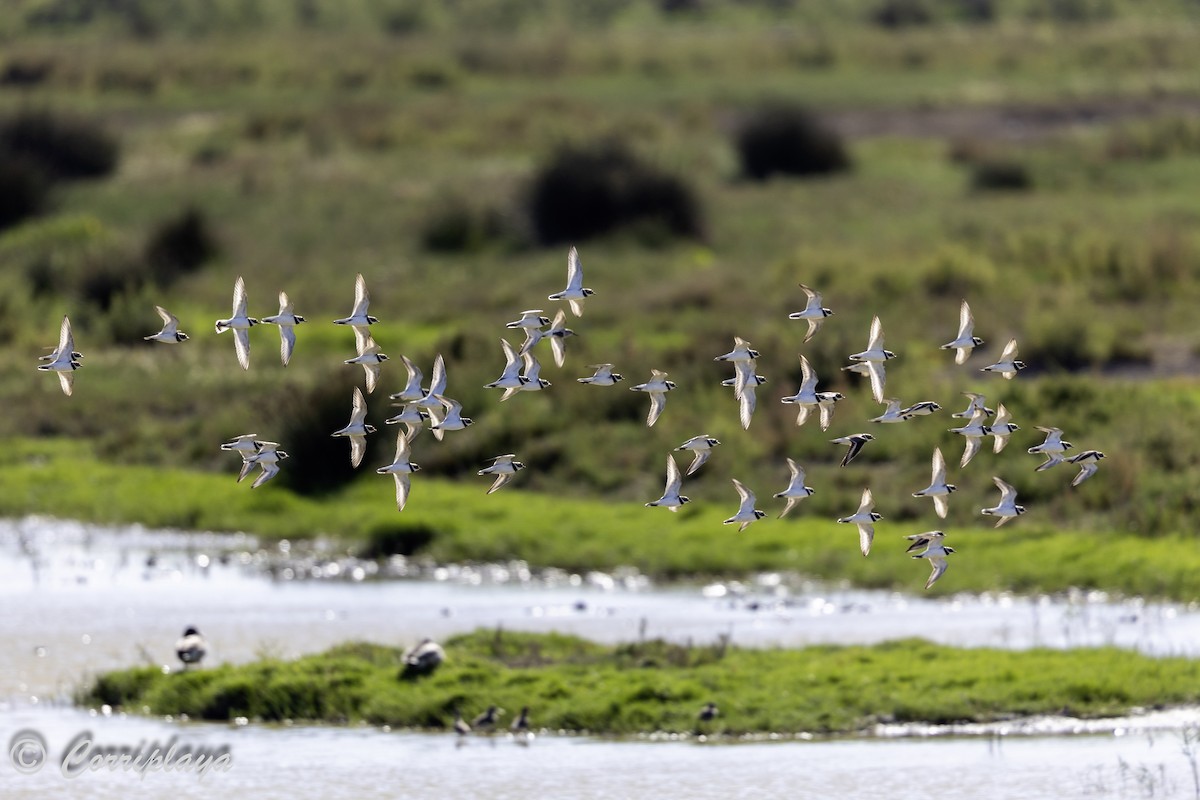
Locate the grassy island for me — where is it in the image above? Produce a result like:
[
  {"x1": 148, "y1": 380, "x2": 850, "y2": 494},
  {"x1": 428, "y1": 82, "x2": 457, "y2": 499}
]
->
[{"x1": 84, "y1": 630, "x2": 1200, "y2": 736}]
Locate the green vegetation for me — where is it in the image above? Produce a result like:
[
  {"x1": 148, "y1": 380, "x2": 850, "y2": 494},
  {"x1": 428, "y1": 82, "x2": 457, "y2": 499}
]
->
[
  {"x1": 83, "y1": 629, "x2": 1200, "y2": 735},
  {"x1": 2, "y1": 1, "x2": 1200, "y2": 596},
  {"x1": 6, "y1": 438, "x2": 1200, "y2": 599}
]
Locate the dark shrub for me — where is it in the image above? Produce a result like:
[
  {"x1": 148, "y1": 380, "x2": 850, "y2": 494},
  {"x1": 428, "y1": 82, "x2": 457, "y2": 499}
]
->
[
  {"x1": 528, "y1": 139, "x2": 704, "y2": 244},
  {"x1": 420, "y1": 195, "x2": 510, "y2": 253},
  {"x1": 969, "y1": 158, "x2": 1033, "y2": 191},
  {"x1": 0, "y1": 59, "x2": 55, "y2": 88},
  {"x1": 871, "y1": 0, "x2": 933, "y2": 28},
  {"x1": 0, "y1": 158, "x2": 49, "y2": 230},
  {"x1": 359, "y1": 522, "x2": 438, "y2": 558},
  {"x1": 275, "y1": 373, "x2": 380, "y2": 496},
  {"x1": 735, "y1": 104, "x2": 850, "y2": 181},
  {"x1": 144, "y1": 207, "x2": 219, "y2": 285},
  {"x1": 78, "y1": 253, "x2": 146, "y2": 312},
  {"x1": 0, "y1": 109, "x2": 118, "y2": 180}
]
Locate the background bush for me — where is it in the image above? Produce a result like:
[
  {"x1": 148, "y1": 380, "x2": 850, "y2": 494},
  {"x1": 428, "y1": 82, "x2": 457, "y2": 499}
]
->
[
  {"x1": 0, "y1": 109, "x2": 118, "y2": 180},
  {"x1": 144, "y1": 207, "x2": 219, "y2": 285},
  {"x1": 734, "y1": 104, "x2": 851, "y2": 181},
  {"x1": 0, "y1": 159, "x2": 49, "y2": 231},
  {"x1": 527, "y1": 139, "x2": 704, "y2": 244}
]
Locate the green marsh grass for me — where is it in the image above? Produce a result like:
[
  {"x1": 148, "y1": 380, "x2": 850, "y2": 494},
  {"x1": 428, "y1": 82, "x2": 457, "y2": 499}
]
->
[
  {"x1": 83, "y1": 629, "x2": 1200, "y2": 735},
  {"x1": 6, "y1": 438, "x2": 1200, "y2": 599},
  {"x1": 5, "y1": 1, "x2": 1200, "y2": 599}
]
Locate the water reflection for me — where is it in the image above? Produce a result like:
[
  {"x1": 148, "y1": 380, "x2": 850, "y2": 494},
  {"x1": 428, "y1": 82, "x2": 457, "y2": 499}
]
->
[
  {"x1": 3, "y1": 517, "x2": 1200, "y2": 704},
  {"x1": 1, "y1": 705, "x2": 1196, "y2": 800}
]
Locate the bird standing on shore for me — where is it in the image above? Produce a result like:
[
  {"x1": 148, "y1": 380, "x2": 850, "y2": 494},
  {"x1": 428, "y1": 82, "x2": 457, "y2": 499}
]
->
[{"x1": 175, "y1": 626, "x2": 207, "y2": 669}]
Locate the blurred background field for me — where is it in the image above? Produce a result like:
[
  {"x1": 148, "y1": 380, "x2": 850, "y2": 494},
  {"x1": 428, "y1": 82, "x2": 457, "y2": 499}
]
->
[{"x1": 3, "y1": 0, "x2": 1200, "y2": 591}]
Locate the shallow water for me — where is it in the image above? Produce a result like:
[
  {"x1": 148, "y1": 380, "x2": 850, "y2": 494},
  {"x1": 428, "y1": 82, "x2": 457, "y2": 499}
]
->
[
  {"x1": 2, "y1": 517, "x2": 1199, "y2": 799},
  {"x1": 2, "y1": 705, "x2": 1198, "y2": 800},
  {"x1": 1, "y1": 517, "x2": 1197, "y2": 702}
]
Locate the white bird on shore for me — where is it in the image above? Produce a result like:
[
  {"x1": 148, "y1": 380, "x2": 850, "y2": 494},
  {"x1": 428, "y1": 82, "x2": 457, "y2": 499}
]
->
[
  {"x1": 837, "y1": 487, "x2": 882, "y2": 556},
  {"x1": 912, "y1": 447, "x2": 956, "y2": 519},
  {"x1": 949, "y1": 408, "x2": 990, "y2": 468},
  {"x1": 981, "y1": 476, "x2": 1025, "y2": 527},
  {"x1": 175, "y1": 626, "x2": 207, "y2": 668},
  {"x1": 952, "y1": 392, "x2": 994, "y2": 420},
  {"x1": 214, "y1": 276, "x2": 258, "y2": 370},
  {"x1": 631, "y1": 369, "x2": 675, "y2": 427},
  {"x1": 906, "y1": 531, "x2": 955, "y2": 590},
  {"x1": 345, "y1": 330, "x2": 388, "y2": 394},
  {"x1": 429, "y1": 396, "x2": 472, "y2": 441},
  {"x1": 773, "y1": 459, "x2": 814, "y2": 519},
  {"x1": 646, "y1": 455, "x2": 689, "y2": 512},
  {"x1": 987, "y1": 403, "x2": 1019, "y2": 453},
  {"x1": 484, "y1": 339, "x2": 527, "y2": 399},
  {"x1": 675, "y1": 435, "x2": 721, "y2": 476},
  {"x1": 261, "y1": 291, "x2": 305, "y2": 366},
  {"x1": 333, "y1": 273, "x2": 378, "y2": 329},
  {"x1": 145, "y1": 306, "x2": 189, "y2": 344},
  {"x1": 723, "y1": 479, "x2": 766, "y2": 532},
  {"x1": 1067, "y1": 450, "x2": 1105, "y2": 486},
  {"x1": 548, "y1": 246, "x2": 594, "y2": 317},
  {"x1": 788, "y1": 283, "x2": 833, "y2": 342},
  {"x1": 981, "y1": 338, "x2": 1026, "y2": 380},
  {"x1": 377, "y1": 430, "x2": 420, "y2": 511},
  {"x1": 331, "y1": 386, "x2": 375, "y2": 468},
  {"x1": 478, "y1": 454, "x2": 525, "y2": 495},
  {"x1": 37, "y1": 315, "x2": 80, "y2": 396},
  {"x1": 832, "y1": 433, "x2": 874, "y2": 467},
  {"x1": 577, "y1": 363, "x2": 623, "y2": 386},
  {"x1": 941, "y1": 300, "x2": 984, "y2": 365}
]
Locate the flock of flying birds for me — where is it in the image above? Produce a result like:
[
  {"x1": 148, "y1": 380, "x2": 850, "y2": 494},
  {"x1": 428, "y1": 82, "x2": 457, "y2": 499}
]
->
[{"x1": 36, "y1": 247, "x2": 1106, "y2": 590}]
